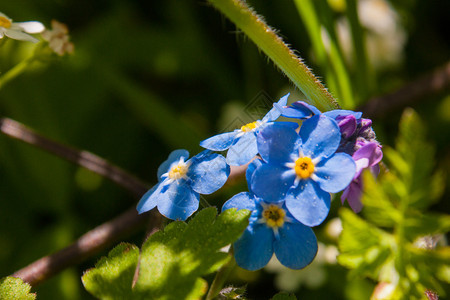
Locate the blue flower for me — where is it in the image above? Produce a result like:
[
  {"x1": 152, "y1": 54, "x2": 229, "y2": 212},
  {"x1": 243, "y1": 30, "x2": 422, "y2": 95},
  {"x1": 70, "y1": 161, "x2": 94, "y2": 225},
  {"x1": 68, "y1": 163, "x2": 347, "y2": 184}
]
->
[
  {"x1": 251, "y1": 115, "x2": 356, "y2": 227},
  {"x1": 200, "y1": 94, "x2": 295, "y2": 166},
  {"x1": 222, "y1": 160, "x2": 318, "y2": 271},
  {"x1": 137, "y1": 149, "x2": 230, "y2": 220}
]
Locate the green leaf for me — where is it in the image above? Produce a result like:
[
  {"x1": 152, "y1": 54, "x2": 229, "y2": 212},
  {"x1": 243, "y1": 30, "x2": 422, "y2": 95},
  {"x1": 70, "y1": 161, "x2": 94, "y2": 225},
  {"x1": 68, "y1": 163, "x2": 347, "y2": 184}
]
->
[
  {"x1": 361, "y1": 171, "x2": 401, "y2": 227},
  {"x1": 404, "y1": 212, "x2": 450, "y2": 241},
  {"x1": 82, "y1": 243, "x2": 140, "y2": 299},
  {"x1": 82, "y1": 208, "x2": 250, "y2": 299},
  {"x1": 0, "y1": 277, "x2": 36, "y2": 300},
  {"x1": 271, "y1": 291, "x2": 297, "y2": 300},
  {"x1": 391, "y1": 108, "x2": 437, "y2": 209},
  {"x1": 338, "y1": 208, "x2": 392, "y2": 279},
  {"x1": 135, "y1": 207, "x2": 250, "y2": 299}
]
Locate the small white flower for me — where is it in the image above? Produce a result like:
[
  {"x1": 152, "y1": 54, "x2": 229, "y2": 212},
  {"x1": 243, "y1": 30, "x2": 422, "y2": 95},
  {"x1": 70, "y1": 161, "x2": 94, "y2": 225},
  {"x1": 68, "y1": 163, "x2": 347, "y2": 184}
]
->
[{"x1": 0, "y1": 12, "x2": 45, "y2": 43}]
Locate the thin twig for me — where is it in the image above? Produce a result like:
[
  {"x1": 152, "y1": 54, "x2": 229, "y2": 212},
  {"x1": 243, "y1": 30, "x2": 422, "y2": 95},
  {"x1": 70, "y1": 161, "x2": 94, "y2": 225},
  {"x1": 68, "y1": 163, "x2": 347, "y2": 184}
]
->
[
  {"x1": 11, "y1": 208, "x2": 161, "y2": 286},
  {"x1": 360, "y1": 61, "x2": 450, "y2": 118},
  {"x1": 1, "y1": 116, "x2": 248, "y2": 286},
  {"x1": 0, "y1": 117, "x2": 149, "y2": 197}
]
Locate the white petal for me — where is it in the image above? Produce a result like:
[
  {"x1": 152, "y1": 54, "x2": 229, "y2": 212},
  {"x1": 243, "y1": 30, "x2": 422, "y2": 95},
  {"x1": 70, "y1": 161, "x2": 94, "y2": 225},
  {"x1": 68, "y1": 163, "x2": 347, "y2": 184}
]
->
[
  {"x1": 14, "y1": 21, "x2": 45, "y2": 33},
  {"x1": 0, "y1": 12, "x2": 10, "y2": 19},
  {"x1": 5, "y1": 29, "x2": 38, "y2": 42}
]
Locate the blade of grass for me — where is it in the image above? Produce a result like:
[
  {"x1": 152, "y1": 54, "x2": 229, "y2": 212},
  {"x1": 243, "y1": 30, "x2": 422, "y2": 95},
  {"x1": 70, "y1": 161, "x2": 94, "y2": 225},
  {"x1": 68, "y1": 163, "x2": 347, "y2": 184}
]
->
[
  {"x1": 207, "y1": 0, "x2": 339, "y2": 111},
  {"x1": 293, "y1": 0, "x2": 343, "y2": 101},
  {"x1": 345, "y1": 0, "x2": 375, "y2": 103},
  {"x1": 315, "y1": 0, "x2": 355, "y2": 108}
]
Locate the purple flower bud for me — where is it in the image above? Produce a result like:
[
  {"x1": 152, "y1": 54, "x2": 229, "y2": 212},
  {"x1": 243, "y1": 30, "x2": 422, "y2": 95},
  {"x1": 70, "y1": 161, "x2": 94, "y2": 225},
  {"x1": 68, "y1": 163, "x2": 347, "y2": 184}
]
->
[{"x1": 336, "y1": 115, "x2": 357, "y2": 139}]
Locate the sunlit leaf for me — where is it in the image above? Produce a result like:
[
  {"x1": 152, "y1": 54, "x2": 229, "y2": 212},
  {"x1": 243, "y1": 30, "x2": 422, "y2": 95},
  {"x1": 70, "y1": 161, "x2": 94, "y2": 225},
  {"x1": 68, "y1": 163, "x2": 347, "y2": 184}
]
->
[
  {"x1": 135, "y1": 207, "x2": 250, "y2": 299},
  {"x1": 83, "y1": 208, "x2": 250, "y2": 299},
  {"x1": 82, "y1": 243, "x2": 140, "y2": 299},
  {"x1": 0, "y1": 277, "x2": 36, "y2": 300}
]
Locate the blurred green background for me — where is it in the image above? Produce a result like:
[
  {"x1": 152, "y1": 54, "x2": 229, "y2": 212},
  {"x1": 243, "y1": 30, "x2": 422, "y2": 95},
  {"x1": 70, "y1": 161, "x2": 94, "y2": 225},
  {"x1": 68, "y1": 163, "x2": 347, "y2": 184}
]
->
[{"x1": 0, "y1": 0, "x2": 448, "y2": 299}]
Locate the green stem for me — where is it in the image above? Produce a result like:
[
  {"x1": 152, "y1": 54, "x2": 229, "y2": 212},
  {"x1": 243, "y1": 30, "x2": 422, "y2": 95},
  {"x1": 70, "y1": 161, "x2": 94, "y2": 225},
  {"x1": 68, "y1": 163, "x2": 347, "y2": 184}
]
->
[
  {"x1": 316, "y1": 0, "x2": 355, "y2": 108},
  {"x1": 207, "y1": 0, "x2": 339, "y2": 111},
  {"x1": 345, "y1": 0, "x2": 374, "y2": 103},
  {"x1": 0, "y1": 56, "x2": 39, "y2": 90},
  {"x1": 293, "y1": 0, "x2": 341, "y2": 100},
  {"x1": 206, "y1": 247, "x2": 237, "y2": 300},
  {"x1": 200, "y1": 196, "x2": 212, "y2": 208}
]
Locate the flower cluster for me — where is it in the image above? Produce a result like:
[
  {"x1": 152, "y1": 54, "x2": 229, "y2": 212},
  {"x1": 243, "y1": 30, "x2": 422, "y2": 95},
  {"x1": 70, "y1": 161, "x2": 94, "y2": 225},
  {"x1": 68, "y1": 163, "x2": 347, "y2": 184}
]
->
[
  {"x1": 280, "y1": 101, "x2": 383, "y2": 212},
  {"x1": 137, "y1": 94, "x2": 382, "y2": 271}
]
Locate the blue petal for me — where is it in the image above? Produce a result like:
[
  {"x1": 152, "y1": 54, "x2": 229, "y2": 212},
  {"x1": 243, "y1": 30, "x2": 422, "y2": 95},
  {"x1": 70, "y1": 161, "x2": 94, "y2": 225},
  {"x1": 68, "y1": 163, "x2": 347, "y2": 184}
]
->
[
  {"x1": 251, "y1": 163, "x2": 295, "y2": 202},
  {"x1": 188, "y1": 151, "x2": 230, "y2": 194},
  {"x1": 226, "y1": 132, "x2": 258, "y2": 166},
  {"x1": 136, "y1": 182, "x2": 162, "y2": 214},
  {"x1": 246, "y1": 158, "x2": 263, "y2": 192},
  {"x1": 234, "y1": 224, "x2": 274, "y2": 271},
  {"x1": 199, "y1": 132, "x2": 238, "y2": 151},
  {"x1": 285, "y1": 180, "x2": 331, "y2": 227},
  {"x1": 323, "y1": 110, "x2": 362, "y2": 120},
  {"x1": 300, "y1": 115, "x2": 340, "y2": 159},
  {"x1": 262, "y1": 94, "x2": 289, "y2": 122},
  {"x1": 157, "y1": 149, "x2": 190, "y2": 180},
  {"x1": 314, "y1": 153, "x2": 356, "y2": 193},
  {"x1": 257, "y1": 123, "x2": 300, "y2": 164},
  {"x1": 222, "y1": 192, "x2": 256, "y2": 212},
  {"x1": 157, "y1": 182, "x2": 200, "y2": 221},
  {"x1": 281, "y1": 101, "x2": 321, "y2": 119},
  {"x1": 274, "y1": 222, "x2": 318, "y2": 269}
]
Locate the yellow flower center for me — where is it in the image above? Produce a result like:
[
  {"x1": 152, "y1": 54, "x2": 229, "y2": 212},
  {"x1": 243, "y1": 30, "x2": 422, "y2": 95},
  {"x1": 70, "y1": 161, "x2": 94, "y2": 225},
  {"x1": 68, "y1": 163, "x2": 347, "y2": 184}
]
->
[
  {"x1": 262, "y1": 205, "x2": 286, "y2": 228},
  {"x1": 0, "y1": 16, "x2": 12, "y2": 29},
  {"x1": 168, "y1": 163, "x2": 189, "y2": 180},
  {"x1": 294, "y1": 156, "x2": 315, "y2": 179},
  {"x1": 240, "y1": 121, "x2": 258, "y2": 132}
]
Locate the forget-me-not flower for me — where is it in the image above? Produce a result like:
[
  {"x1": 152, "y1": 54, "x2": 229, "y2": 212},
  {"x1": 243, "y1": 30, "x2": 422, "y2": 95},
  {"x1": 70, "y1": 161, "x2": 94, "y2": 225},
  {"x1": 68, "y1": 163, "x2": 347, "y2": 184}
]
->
[
  {"x1": 251, "y1": 116, "x2": 356, "y2": 227},
  {"x1": 222, "y1": 159, "x2": 318, "y2": 271},
  {"x1": 0, "y1": 12, "x2": 44, "y2": 43},
  {"x1": 279, "y1": 101, "x2": 383, "y2": 213},
  {"x1": 200, "y1": 94, "x2": 295, "y2": 166},
  {"x1": 137, "y1": 149, "x2": 229, "y2": 220}
]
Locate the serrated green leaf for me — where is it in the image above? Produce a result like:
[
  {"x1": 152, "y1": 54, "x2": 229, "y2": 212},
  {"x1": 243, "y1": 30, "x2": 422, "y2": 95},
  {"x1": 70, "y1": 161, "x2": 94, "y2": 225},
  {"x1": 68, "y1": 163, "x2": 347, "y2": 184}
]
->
[
  {"x1": 338, "y1": 208, "x2": 393, "y2": 279},
  {"x1": 361, "y1": 171, "x2": 401, "y2": 227},
  {"x1": 271, "y1": 291, "x2": 297, "y2": 300},
  {"x1": 82, "y1": 208, "x2": 250, "y2": 300},
  {"x1": 135, "y1": 207, "x2": 250, "y2": 299},
  {"x1": 82, "y1": 243, "x2": 140, "y2": 299},
  {"x1": 404, "y1": 212, "x2": 450, "y2": 241},
  {"x1": 0, "y1": 277, "x2": 36, "y2": 300},
  {"x1": 393, "y1": 109, "x2": 438, "y2": 209},
  {"x1": 405, "y1": 246, "x2": 450, "y2": 296}
]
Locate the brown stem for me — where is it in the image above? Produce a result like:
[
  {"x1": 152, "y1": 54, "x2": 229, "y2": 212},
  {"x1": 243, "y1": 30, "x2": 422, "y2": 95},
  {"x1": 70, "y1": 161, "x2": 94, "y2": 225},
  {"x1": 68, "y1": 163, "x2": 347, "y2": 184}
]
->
[
  {"x1": 0, "y1": 117, "x2": 149, "y2": 197},
  {"x1": 1, "y1": 116, "x2": 247, "y2": 286},
  {"x1": 11, "y1": 208, "x2": 161, "y2": 286},
  {"x1": 360, "y1": 61, "x2": 450, "y2": 118}
]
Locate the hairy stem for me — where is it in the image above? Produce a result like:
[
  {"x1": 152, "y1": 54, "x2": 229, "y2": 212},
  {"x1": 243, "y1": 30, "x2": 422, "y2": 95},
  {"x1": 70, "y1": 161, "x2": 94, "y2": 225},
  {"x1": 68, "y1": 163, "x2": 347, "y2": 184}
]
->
[
  {"x1": 207, "y1": 0, "x2": 339, "y2": 111},
  {"x1": 206, "y1": 247, "x2": 236, "y2": 300}
]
